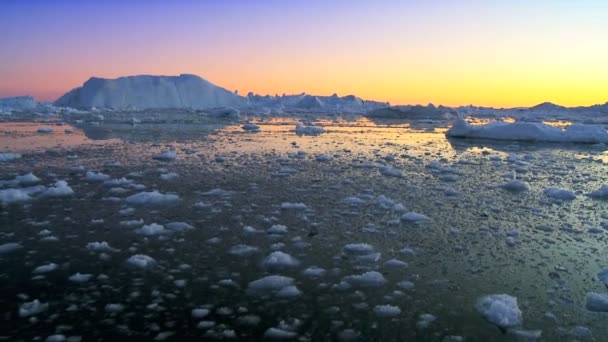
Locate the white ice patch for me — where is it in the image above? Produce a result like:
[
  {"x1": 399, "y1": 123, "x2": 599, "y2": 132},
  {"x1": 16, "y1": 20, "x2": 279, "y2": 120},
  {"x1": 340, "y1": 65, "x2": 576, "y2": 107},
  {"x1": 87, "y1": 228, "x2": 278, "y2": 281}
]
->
[
  {"x1": 86, "y1": 241, "x2": 116, "y2": 252},
  {"x1": 544, "y1": 187, "x2": 576, "y2": 200},
  {"x1": 268, "y1": 224, "x2": 288, "y2": 235},
  {"x1": 33, "y1": 263, "x2": 58, "y2": 274},
  {"x1": 0, "y1": 242, "x2": 23, "y2": 254},
  {"x1": 295, "y1": 123, "x2": 324, "y2": 136},
  {"x1": 68, "y1": 273, "x2": 93, "y2": 283},
  {"x1": 476, "y1": 294, "x2": 523, "y2": 329},
  {"x1": 153, "y1": 150, "x2": 177, "y2": 161},
  {"x1": 379, "y1": 166, "x2": 401, "y2": 177},
  {"x1": 19, "y1": 299, "x2": 48, "y2": 317},
  {"x1": 126, "y1": 191, "x2": 180, "y2": 205},
  {"x1": 344, "y1": 271, "x2": 387, "y2": 287},
  {"x1": 0, "y1": 152, "x2": 21, "y2": 162},
  {"x1": 373, "y1": 304, "x2": 401, "y2": 317},
  {"x1": 0, "y1": 188, "x2": 32, "y2": 204},
  {"x1": 247, "y1": 275, "x2": 295, "y2": 295},
  {"x1": 126, "y1": 254, "x2": 156, "y2": 269},
  {"x1": 84, "y1": 171, "x2": 111, "y2": 182},
  {"x1": 585, "y1": 292, "x2": 608, "y2": 312},
  {"x1": 229, "y1": 244, "x2": 259, "y2": 256},
  {"x1": 166, "y1": 222, "x2": 194, "y2": 232},
  {"x1": 343, "y1": 243, "x2": 375, "y2": 255},
  {"x1": 500, "y1": 180, "x2": 530, "y2": 192},
  {"x1": 588, "y1": 185, "x2": 608, "y2": 199},
  {"x1": 302, "y1": 266, "x2": 326, "y2": 278},
  {"x1": 262, "y1": 251, "x2": 300, "y2": 269},
  {"x1": 40, "y1": 181, "x2": 74, "y2": 198},
  {"x1": 447, "y1": 118, "x2": 608, "y2": 143},
  {"x1": 280, "y1": 202, "x2": 307, "y2": 210},
  {"x1": 401, "y1": 212, "x2": 431, "y2": 224},
  {"x1": 136, "y1": 223, "x2": 168, "y2": 236}
]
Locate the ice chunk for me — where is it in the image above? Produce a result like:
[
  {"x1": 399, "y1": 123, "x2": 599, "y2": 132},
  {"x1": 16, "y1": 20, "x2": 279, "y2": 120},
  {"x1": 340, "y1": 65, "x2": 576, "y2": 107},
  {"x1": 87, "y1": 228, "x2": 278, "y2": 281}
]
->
[
  {"x1": 166, "y1": 222, "x2": 193, "y2": 232},
  {"x1": 295, "y1": 123, "x2": 324, "y2": 136},
  {"x1": 126, "y1": 191, "x2": 180, "y2": 205},
  {"x1": 84, "y1": 171, "x2": 111, "y2": 182},
  {"x1": 379, "y1": 166, "x2": 401, "y2": 177},
  {"x1": 229, "y1": 244, "x2": 259, "y2": 256},
  {"x1": 0, "y1": 242, "x2": 23, "y2": 254},
  {"x1": 33, "y1": 263, "x2": 58, "y2": 273},
  {"x1": 343, "y1": 243, "x2": 374, "y2": 255},
  {"x1": 544, "y1": 187, "x2": 576, "y2": 200},
  {"x1": 0, "y1": 152, "x2": 21, "y2": 161},
  {"x1": 68, "y1": 273, "x2": 93, "y2": 283},
  {"x1": 302, "y1": 266, "x2": 326, "y2": 278},
  {"x1": 153, "y1": 150, "x2": 177, "y2": 161},
  {"x1": 264, "y1": 327, "x2": 297, "y2": 339},
  {"x1": 280, "y1": 202, "x2": 307, "y2": 210},
  {"x1": 15, "y1": 173, "x2": 40, "y2": 185},
  {"x1": 344, "y1": 271, "x2": 387, "y2": 287},
  {"x1": 268, "y1": 224, "x2": 288, "y2": 235},
  {"x1": 598, "y1": 267, "x2": 608, "y2": 287},
  {"x1": 247, "y1": 275, "x2": 294, "y2": 293},
  {"x1": 401, "y1": 212, "x2": 431, "y2": 223},
  {"x1": 19, "y1": 300, "x2": 48, "y2": 317},
  {"x1": 0, "y1": 188, "x2": 32, "y2": 204},
  {"x1": 40, "y1": 181, "x2": 74, "y2": 198},
  {"x1": 136, "y1": 223, "x2": 168, "y2": 236},
  {"x1": 86, "y1": 241, "x2": 116, "y2": 252},
  {"x1": 587, "y1": 185, "x2": 608, "y2": 199},
  {"x1": 476, "y1": 294, "x2": 522, "y2": 328},
  {"x1": 585, "y1": 292, "x2": 608, "y2": 312},
  {"x1": 192, "y1": 308, "x2": 210, "y2": 318},
  {"x1": 126, "y1": 254, "x2": 156, "y2": 269},
  {"x1": 275, "y1": 285, "x2": 302, "y2": 298},
  {"x1": 262, "y1": 251, "x2": 300, "y2": 269},
  {"x1": 447, "y1": 118, "x2": 608, "y2": 143},
  {"x1": 500, "y1": 180, "x2": 530, "y2": 192},
  {"x1": 373, "y1": 304, "x2": 401, "y2": 317}
]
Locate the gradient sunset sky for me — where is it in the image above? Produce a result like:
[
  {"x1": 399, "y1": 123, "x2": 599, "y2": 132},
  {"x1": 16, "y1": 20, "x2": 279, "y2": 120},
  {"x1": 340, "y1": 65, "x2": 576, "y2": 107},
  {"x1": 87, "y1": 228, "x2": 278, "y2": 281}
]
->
[{"x1": 1, "y1": 0, "x2": 607, "y2": 107}]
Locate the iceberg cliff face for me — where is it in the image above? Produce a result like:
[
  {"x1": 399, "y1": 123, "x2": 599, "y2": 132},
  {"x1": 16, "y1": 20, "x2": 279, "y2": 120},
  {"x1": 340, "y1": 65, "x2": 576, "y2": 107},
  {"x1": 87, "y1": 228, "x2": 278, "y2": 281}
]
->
[
  {"x1": 0, "y1": 96, "x2": 37, "y2": 111},
  {"x1": 55, "y1": 74, "x2": 246, "y2": 110}
]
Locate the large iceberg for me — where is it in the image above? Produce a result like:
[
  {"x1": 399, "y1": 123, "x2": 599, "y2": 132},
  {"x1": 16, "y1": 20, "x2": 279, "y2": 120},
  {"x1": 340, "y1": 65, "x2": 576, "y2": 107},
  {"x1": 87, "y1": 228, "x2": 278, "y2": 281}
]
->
[
  {"x1": 55, "y1": 74, "x2": 246, "y2": 110},
  {"x1": 446, "y1": 119, "x2": 608, "y2": 143}
]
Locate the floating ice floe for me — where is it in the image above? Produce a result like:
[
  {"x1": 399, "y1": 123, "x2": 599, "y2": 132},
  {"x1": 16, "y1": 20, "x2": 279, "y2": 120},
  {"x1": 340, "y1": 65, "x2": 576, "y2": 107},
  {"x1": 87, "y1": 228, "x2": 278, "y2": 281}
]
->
[
  {"x1": 280, "y1": 202, "x2": 307, "y2": 210},
  {"x1": 242, "y1": 123, "x2": 260, "y2": 132},
  {"x1": 192, "y1": 308, "x2": 210, "y2": 318},
  {"x1": 19, "y1": 299, "x2": 48, "y2": 317},
  {"x1": 447, "y1": 118, "x2": 608, "y2": 143},
  {"x1": 136, "y1": 223, "x2": 168, "y2": 236},
  {"x1": 86, "y1": 241, "x2": 116, "y2": 252},
  {"x1": 379, "y1": 166, "x2": 401, "y2": 177},
  {"x1": 229, "y1": 244, "x2": 259, "y2": 256},
  {"x1": 544, "y1": 187, "x2": 576, "y2": 200},
  {"x1": 598, "y1": 268, "x2": 608, "y2": 287},
  {"x1": 500, "y1": 180, "x2": 530, "y2": 192},
  {"x1": 40, "y1": 181, "x2": 74, "y2": 198},
  {"x1": 84, "y1": 171, "x2": 111, "y2": 182},
  {"x1": 126, "y1": 191, "x2": 180, "y2": 205},
  {"x1": 0, "y1": 242, "x2": 22, "y2": 254},
  {"x1": 33, "y1": 263, "x2": 58, "y2": 273},
  {"x1": 126, "y1": 254, "x2": 156, "y2": 269},
  {"x1": 0, "y1": 152, "x2": 21, "y2": 162},
  {"x1": 343, "y1": 243, "x2": 375, "y2": 255},
  {"x1": 342, "y1": 196, "x2": 366, "y2": 206},
  {"x1": 476, "y1": 294, "x2": 522, "y2": 329},
  {"x1": 374, "y1": 304, "x2": 401, "y2": 317},
  {"x1": 295, "y1": 123, "x2": 324, "y2": 136},
  {"x1": 247, "y1": 275, "x2": 295, "y2": 295},
  {"x1": 262, "y1": 251, "x2": 300, "y2": 269},
  {"x1": 344, "y1": 271, "x2": 387, "y2": 287},
  {"x1": 153, "y1": 150, "x2": 177, "y2": 161},
  {"x1": 68, "y1": 273, "x2": 93, "y2": 283},
  {"x1": 585, "y1": 292, "x2": 608, "y2": 312},
  {"x1": 14, "y1": 173, "x2": 41, "y2": 185},
  {"x1": 268, "y1": 224, "x2": 288, "y2": 235},
  {"x1": 160, "y1": 172, "x2": 179, "y2": 181},
  {"x1": 401, "y1": 212, "x2": 431, "y2": 224},
  {"x1": 166, "y1": 222, "x2": 194, "y2": 232},
  {"x1": 0, "y1": 188, "x2": 33, "y2": 204},
  {"x1": 587, "y1": 185, "x2": 608, "y2": 199},
  {"x1": 416, "y1": 313, "x2": 437, "y2": 330},
  {"x1": 264, "y1": 327, "x2": 297, "y2": 339},
  {"x1": 302, "y1": 266, "x2": 326, "y2": 278}
]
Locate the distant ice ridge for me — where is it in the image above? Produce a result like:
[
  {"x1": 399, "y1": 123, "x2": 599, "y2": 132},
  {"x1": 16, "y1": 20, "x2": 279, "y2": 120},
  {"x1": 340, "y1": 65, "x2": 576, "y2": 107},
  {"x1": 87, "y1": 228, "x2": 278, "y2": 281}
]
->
[
  {"x1": 447, "y1": 119, "x2": 608, "y2": 144},
  {"x1": 55, "y1": 74, "x2": 246, "y2": 110}
]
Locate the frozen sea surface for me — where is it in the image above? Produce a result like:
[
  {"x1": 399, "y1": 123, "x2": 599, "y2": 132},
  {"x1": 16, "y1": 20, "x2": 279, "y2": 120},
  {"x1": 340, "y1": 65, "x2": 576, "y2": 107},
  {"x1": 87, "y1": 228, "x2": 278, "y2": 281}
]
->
[{"x1": 1, "y1": 116, "x2": 608, "y2": 340}]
